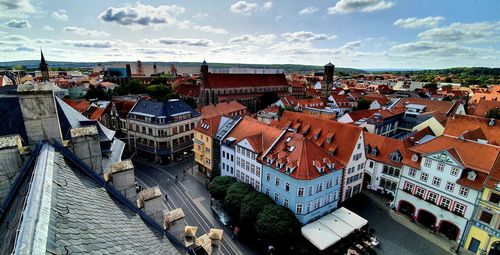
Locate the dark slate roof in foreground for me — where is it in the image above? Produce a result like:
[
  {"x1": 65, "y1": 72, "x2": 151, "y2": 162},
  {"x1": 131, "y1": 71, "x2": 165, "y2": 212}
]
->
[
  {"x1": 0, "y1": 96, "x2": 28, "y2": 143},
  {"x1": 130, "y1": 98, "x2": 200, "y2": 120},
  {"x1": 0, "y1": 143, "x2": 180, "y2": 254}
]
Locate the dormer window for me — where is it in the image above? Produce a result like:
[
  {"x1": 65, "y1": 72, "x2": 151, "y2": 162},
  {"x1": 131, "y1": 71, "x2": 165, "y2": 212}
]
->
[
  {"x1": 412, "y1": 154, "x2": 419, "y2": 162},
  {"x1": 467, "y1": 171, "x2": 477, "y2": 181},
  {"x1": 371, "y1": 147, "x2": 379, "y2": 156},
  {"x1": 390, "y1": 152, "x2": 402, "y2": 163}
]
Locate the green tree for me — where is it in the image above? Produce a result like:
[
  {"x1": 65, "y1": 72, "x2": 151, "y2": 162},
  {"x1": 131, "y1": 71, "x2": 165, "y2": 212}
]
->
[
  {"x1": 423, "y1": 82, "x2": 438, "y2": 90},
  {"x1": 240, "y1": 192, "x2": 273, "y2": 227},
  {"x1": 255, "y1": 204, "x2": 301, "y2": 248},
  {"x1": 224, "y1": 182, "x2": 254, "y2": 220},
  {"x1": 85, "y1": 85, "x2": 108, "y2": 100},
  {"x1": 146, "y1": 84, "x2": 171, "y2": 100},
  {"x1": 444, "y1": 77, "x2": 453, "y2": 83},
  {"x1": 115, "y1": 80, "x2": 147, "y2": 95},
  {"x1": 209, "y1": 176, "x2": 237, "y2": 200},
  {"x1": 354, "y1": 97, "x2": 372, "y2": 111}
]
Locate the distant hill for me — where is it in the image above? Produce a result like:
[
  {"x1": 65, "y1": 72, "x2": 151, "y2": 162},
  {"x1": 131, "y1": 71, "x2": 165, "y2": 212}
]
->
[
  {"x1": 381, "y1": 67, "x2": 500, "y2": 76},
  {"x1": 0, "y1": 60, "x2": 366, "y2": 74}
]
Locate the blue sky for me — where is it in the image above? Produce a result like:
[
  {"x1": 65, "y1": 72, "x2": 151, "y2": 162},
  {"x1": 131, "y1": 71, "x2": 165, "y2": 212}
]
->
[{"x1": 0, "y1": 0, "x2": 499, "y2": 68}]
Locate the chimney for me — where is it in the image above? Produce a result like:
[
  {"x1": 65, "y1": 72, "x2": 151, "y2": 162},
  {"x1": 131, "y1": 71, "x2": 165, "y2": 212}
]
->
[
  {"x1": 70, "y1": 125, "x2": 103, "y2": 175},
  {"x1": 107, "y1": 160, "x2": 136, "y2": 202},
  {"x1": 195, "y1": 234, "x2": 213, "y2": 255},
  {"x1": 0, "y1": 135, "x2": 23, "y2": 204},
  {"x1": 208, "y1": 229, "x2": 224, "y2": 248},
  {"x1": 138, "y1": 186, "x2": 164, "y2": 224},
  {"x1": 185, "y1": 226, "x2": 198, "y2": 248},
  {"x1": 17, "y1": 83, "x2": 63, "y2": 144},
  {"x1": 163, "y1": 208, "x2": 186, "y2": 241}
]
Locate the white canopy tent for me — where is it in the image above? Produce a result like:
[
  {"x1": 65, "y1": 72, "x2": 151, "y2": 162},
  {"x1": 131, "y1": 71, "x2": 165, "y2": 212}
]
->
[
  {"x1": 331, "y1": 207, "x2": 368, "y2": 230},
  {"x1": 301, "y1": 207, "x2": 368, "y2": 251}
]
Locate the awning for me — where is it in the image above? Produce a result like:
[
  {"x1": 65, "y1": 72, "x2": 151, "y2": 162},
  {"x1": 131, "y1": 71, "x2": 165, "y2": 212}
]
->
[
  {"x1": 301, "y1": 221, "x2": 341, "y2": 251},
  {"x1": 331, "y1": 207, "x2": 368, "y2": 230},
  {"x1": 318, "y1": 214, "x2": 354, "y2": 238}
]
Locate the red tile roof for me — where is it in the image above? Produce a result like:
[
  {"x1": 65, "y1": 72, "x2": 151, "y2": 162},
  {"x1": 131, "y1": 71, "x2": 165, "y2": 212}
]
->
[
  {"x1": 88, "y1": 106, "x2": 106, "y2": 120},
  {"x1": 175, "y1": 84, "x2": 200, "y2": 98},
  {"x1": 364, "y1": 132, "x2": 407, "y2": 167},
  {"x1": 195, "y1": 115, "x2": 222, "y2": 137},
  {"x1": 395, "y1": 97, "x2": 457, "y2": 115},
  {"x1": 204, "y1": 73, "x2": 288, "y2": 89},
  {"x1": 63, "y1": 99, "x2": 91, "y2": 113},
  {"x1": 472, "y1": 100, "x2": 500, "y2": 117},
  {"x1": 363, "y1": 94, "x2": 391, "y2": 106},
  {"x1": 264, "y1": 131, "x2": 344, "y2": 180},
  {"x1": 270, "y1": 111, "x2": 362, "y2": 165},
  {"x1": 113, "y1": 99, "x2": 138, "y2": 118},
  {"x1": 225, "y1": 116, "x2": 283, "y2": 155},
  {"x1": 444, "y1": 114, "x2": 500, "y2": 146},
  {"x1": 344, "y1": 109, "x2": 380, "y2": 122},
  {"x1": 200, "y1": 101, "x2": 247, "y2": 118}
]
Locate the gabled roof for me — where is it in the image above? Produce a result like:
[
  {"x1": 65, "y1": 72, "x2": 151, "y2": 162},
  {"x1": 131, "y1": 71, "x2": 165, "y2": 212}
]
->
[
  {"x1": 224, "y1": 116, "x2": 282, "y2": 155},
  {"x1": 364, "y1": 132, "x2": 407, "y2": 167},
  {"x1": 130, "y1": 98, "x2": 200, "y2": 119},
  {"x1": 264, "y1": 132, "x2": 344, "y2": 180},
  {"x1": 472, "y1": 100, "x2": 500, "y2": 117},
  {"x1": 63, "y1": 99, "x2": 91, "y2": 113},
  {"x1": 395, "y1": 97, "x2": 457, "y2": 116},
  {"x1": 444, "y1": 115, "x2": 500, "y2": 146},
  {"x1": 0, "y1": 143, "x2": 180, "y2": 254},
  {"x1": 405, "y1": 135, "x2": 500, "y2": 174},
  {"x1": 175, "y1": 84, "x2": 200, "y2": 98},
  {"x1": 195, "y1": 115, "x2": 222, "y2": 137},
  {"x1": 204, "y1": 73, "x2": 288, "y2": 89},
  {"x1": 271, "y1": 111, "x2": 362, "y2": 165},
  {"x1": 200, "y1": 101, "x2": 247, "y2": 118}
]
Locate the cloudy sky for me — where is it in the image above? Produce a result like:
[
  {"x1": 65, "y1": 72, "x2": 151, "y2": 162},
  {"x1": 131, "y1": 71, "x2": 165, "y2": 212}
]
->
[{"x1": 0, "y1": 0, "x2": 499, "y2": 69}]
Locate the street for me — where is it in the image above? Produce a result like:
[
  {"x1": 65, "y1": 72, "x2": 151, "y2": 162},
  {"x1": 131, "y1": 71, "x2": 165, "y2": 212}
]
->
[
  {"x1": 132, "y1": 157, "x2": 257, "y2": 255},
  {"x1": 343, "y1": 192, "x2": 450, "y2": 255}
]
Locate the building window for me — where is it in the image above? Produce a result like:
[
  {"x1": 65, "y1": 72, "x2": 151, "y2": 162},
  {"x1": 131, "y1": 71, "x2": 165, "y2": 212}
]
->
[
  {"x1": 403, "y1": 181, "x2": 415, "y2": 193},
  {"x1": 308, "y1": 186, "x2": 313, "y2": 196},
  {"x1": 415, "y1": 187, "x2": 425, "y2": 198},
  {"x1": 427, "y1": 192, "x2": 438, "y2": 204},
  {"x1": 284, "y1": 199, "x2": 289, "y2": 207},
  {"x1": 437, "y1": 163, "x2": 444, "y2": 171},
  {"x1": 274, "y1": 193, "x2": 279, "y2": 203},
  {"x1": 237, "y1": 158, "x2": 240, "y2": 166},
  {"x1": 489, "y1": 193, "x2": 500, "y2": 204},
  {"x1": 453, "y1": 203, "x2": 465, "y2": 216},
  {"x1": 296, "y1": 204, "x2": 303, "y2": 214},
  {"x1": 420, "y1": 172, "x2": 429, "y2": 182},
  {"x1": 451, "y1": 167, "x2": 459, "y2": 176},
  {"x1": 231, "y1": 155, "x2": 233, "y2": 162},
  {"x1": 459, "y1": 187, "x2": 469, "y2": 197},
  {"x1": 424, "y1": 159, "x2": 431, "y2": 167},
  {"x1": 256, "y1": 167, "x2": 261, "y2": 177},
  {"x1": 316, "y1": 183, "x2": 323, "y2": 193},
  {"x1": 275, "y1": 177, "x2": 280, "y2": 187},
  {"x1": 445, "y1": 181, "x2": 455, "y2": 192},
  {"x1": 432, "y1": 177, "x2": 441, "y2": 187},
  {"x1": 479, "y1": 211, "x2": 493, "y2": 224},
  {"x1": 285, "y1": 182, "x2": 290, "y2": 192},
  {"x1": 409, "y1": 168, "x2": 416, "y2": 177},
  {"x1": 369, "y1": 161, "x2": 374, "y2": 168},
  {"x1": 298, "y1": 187, "x2": 304, "y2": 197},
  {"x1": 266, "y1": 173, "x2": 270, "y2": 182},
  {"x1": 265, "y1": 188, "x2": 269, "y2": 196},
  {"x1": 440, "y1": 197, "x2": 451, "y2": 209}
]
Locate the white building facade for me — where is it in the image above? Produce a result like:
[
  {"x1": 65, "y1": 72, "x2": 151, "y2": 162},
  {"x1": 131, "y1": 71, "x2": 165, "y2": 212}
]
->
[{"x1": 341, "y1": 132, "x2": 366, "y2": 201}]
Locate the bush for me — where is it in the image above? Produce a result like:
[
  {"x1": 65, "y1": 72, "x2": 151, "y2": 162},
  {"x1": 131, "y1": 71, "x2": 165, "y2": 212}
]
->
[
  {"x1": 224, "y1": 182, "x2": 254, "y2": 220},
  {"x1": 209, "y1": 176, "x2": 236, "y2": 200}
]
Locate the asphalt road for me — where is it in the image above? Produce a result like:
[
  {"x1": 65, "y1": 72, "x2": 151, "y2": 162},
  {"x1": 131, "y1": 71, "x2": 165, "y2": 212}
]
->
[
  {"x1": 132, "y1": 157, "x2": 254, "y2": 255},
  {"x1": 343, "y1": 192, "x2": 449, "y2": 255}
]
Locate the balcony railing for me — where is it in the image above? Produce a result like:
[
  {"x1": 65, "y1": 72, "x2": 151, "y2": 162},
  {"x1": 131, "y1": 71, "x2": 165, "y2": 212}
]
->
[{"x1": 172, "y1": 141, "x2": 193, "y2": 152}]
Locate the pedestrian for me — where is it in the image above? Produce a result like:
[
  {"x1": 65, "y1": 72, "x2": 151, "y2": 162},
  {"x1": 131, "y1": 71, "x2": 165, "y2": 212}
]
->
[
  {"x1": 175, "y1": 175, "x2": 178, "y2": 183},
  {"x1": 165, "y1": 194, "x2": 168, "y2": 202},
  {"x1": 183, "y1": 170, "x2": 186, "y2": 180}
]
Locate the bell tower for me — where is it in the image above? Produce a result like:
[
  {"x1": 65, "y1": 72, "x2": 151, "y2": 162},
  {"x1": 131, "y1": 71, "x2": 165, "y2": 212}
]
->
[
  {"x1": 39, "y1": 50, "x2": 49, "y2": 82},
  {"x1": 199, "y1": 60, "x2": 209, "y2": 106}
]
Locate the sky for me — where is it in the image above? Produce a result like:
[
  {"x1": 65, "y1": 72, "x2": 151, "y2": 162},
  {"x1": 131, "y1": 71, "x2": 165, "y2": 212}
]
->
[{"x1": 0, "y1": 0, "x2": 499, "y2": 69}]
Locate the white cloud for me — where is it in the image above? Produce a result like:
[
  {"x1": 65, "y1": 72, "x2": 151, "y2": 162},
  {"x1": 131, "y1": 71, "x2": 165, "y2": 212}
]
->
[
  {"x1": 299, "y1": 7, "x2": 319, "y2": 15},
  {"x1": 42, "y1": 25, "x2": 54, "y2": 31},
  {"x1": 210, "y1": 45, "x2": 258, "y2": 54},
  {"x1": 229, "y1": 34, "x2": 276, "y2": 44},
  {"x1": 4, "y1": 19, "x2": 31, "y2": 29},
  {"x1": 143, "y1": 37, "x2": 214, "y2": 47},
  {"x1": 418, "y1": 21, "x2": 500, "y2": 43},
  {"x1": 328, "y1": 0, "x2": 394, "y2": 14},
  {"x1": 230, "y1": 1, "x2": 258, "y2": 15},
  {"x1": 393, "y1": 16, "x2": 444, "y2": 29},
  {"x1": 61, "y1": 39, "x2": 128, "y2": 48},
  {"x1": 63, "y1": 26, "x2": 110, "y2": 37},
  {"x1": 282, "y1": 31, "x2": 337, "y2": 42},
  {"x1": 338, "y1": 40, "x2": 362, "y2": 51},
  {"x1": 99, "y1": 3, "x2": 185, "y2": 28},
  {"x1": 262, "y1": 2, "x2": 272, "y2": 10},
  {"x1": 0, "y1": 0, "x2": 35, "y2": 18},
  {"x1": 135, "y1": 47, "x2": 194, "y2": 56},
  {"x1": 192, "y1": 25, "x2": 228, "y2": 35},
  {"x1": 52, "y1": 9, "x2": 68, "y2": 21},
  {"x1": 275, "y1": 16, "x2": 283, "y2": 20},
  {"x1": 3, "y1": 35, "x2": 29, "y2": 41},
  {"x1": 194, "y1": 13, "x2": 209, "y2": 19}
]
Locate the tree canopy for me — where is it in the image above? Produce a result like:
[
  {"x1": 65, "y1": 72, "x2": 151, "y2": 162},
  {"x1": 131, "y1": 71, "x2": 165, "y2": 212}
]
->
[
  {"x1": 240, "y1": 192, "x2": 273, "y2": 226},
  {"x1": 353, "y1": 97, "x2": 372, "y2": 111},
  {"x1": 209, "y1": 176, "x2": 237, "y2": 200},
  {"x1": 255, "y1": 204, "x2": 301, "y2": 247},
  {"x1": 224, "y1": 182, "x2": 254, "y2": 219}
]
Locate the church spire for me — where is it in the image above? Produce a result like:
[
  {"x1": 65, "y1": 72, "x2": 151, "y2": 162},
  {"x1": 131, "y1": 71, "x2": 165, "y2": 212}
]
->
[{"x1": 39, "y1": 49, "x2": 49, "y2": 82}]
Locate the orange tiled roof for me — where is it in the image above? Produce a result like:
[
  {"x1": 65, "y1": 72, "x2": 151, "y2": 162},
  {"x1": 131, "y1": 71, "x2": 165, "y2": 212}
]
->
[
  {"x1": 470, "y1": 93, "x2": 500, "y2": 104},
  {"x1": 225, "y1": 116, "x2": 283, "y2": 155},
  {"x1": 364, "y1": 132, "x2": 407, "y2": 167},
  {"x1": 200, "y1": 101, "x2": 247, "y2": 118},
  {"x1": 195, "y1": 115, "x2": 222, "y2": 137},
  {"x1": 395, "y1": 97, "x2": 457, "y2": 115},
  {"x1": 363, "y1": 94, "x2": 391, "y2": 106},
  {"x1": 264, "y1": 131, "x2": 344, "y2": 180},
  {"x1": 88, "y1": 106, "x2": 105, "y2": 120},
  {"x1": 63, "y1": 99, "x2": 90, "y2": 113},
  {"x1": 444, "y1": 114, "x2": 500, "y2": 146},
  {"x1": 270, "y1": 111, "x2": 362, "y2": 165},
  {"x1": 472, "y1": 100, "x2": 500, "y2": 117},
  {"x1": 204, "y1": 73, "x2": 288, "y2": 89}
]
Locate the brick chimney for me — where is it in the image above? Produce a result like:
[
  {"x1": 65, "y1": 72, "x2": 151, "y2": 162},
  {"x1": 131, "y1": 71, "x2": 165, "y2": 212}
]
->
[
  {"x1": 107, "y1": 160, "x2": 136, "y2": 202},
  {"x1": 163, "y1": 208, "x2": 186, "y2": 242},
  {"x1": 137, "y1": 186, "x2": 164, "y2": 224},
  {"x1": 70, "y1": 126, "x2": 103, "y2": 175},
  {"x1": 0, "y1": 135, "x2": 23, "y2": 204}
]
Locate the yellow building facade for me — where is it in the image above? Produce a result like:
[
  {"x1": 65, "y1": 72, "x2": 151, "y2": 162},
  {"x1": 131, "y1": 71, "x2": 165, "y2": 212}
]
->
[
  {"x1": 193, "y1": 129, "x2": 213, "y2": 176},
  {"x1": 465, "y1": 187, "x2": 500, "y2": 255}
]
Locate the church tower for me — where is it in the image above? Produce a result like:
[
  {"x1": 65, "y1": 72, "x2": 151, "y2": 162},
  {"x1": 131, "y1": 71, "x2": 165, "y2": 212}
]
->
[
  {"x1": 199, "y1": 60, "x2": 209, "y2": 107},
  {"x1": 153, "y1": 62, "x2": 157, "y2": 74},
  {"x1": 39, "y1": 50, "x2": 49, "y2": 82},
  {"x1": 322, "y1": 62, "x2": 335, "y2": 97}
]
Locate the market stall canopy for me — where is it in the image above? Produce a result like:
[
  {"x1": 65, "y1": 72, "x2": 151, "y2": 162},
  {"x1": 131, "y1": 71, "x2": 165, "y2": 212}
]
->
[
  {"x1": 331, "y1": 207, "x2": 368, "y2": 230},
  {"x1": 301, "y1": 221, "x2": 341, "y2": 251}
]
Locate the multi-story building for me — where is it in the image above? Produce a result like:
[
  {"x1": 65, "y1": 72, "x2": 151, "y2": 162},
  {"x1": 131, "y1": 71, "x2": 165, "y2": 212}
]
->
[
  {"x1": 394, "y1": 135, "x2": 500, "y2": 242},
  {"x1": 220, "y1": 116, "x2": 283, "y2": 191},
  {"x1": 271, "y1": 111, "x2": 366, "y2": 202},
  {"x1": 127, "y1": 98, "x2": 201, "y2": 163},
  {"x1": 193, "y1": 115, "x2": 223, "y2": 176},
  {"x1": 261, "y1": 131, "x2": 344, "y2": 224},
  {"x1": 465, "y1": 184, "x2": 500, "y2": 255}
]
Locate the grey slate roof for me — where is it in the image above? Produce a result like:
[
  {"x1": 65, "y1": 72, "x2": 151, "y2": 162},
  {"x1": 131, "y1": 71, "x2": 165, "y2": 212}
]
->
[
  {"x1": 130, "y1": 98, "x2": 200, "y2": 121},
  {"x1": 0, "y1": 143, "x2": 180, "y2": 255}
]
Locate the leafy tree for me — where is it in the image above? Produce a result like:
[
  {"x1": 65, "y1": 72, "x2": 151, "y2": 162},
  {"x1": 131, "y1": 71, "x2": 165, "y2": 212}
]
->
[
  {"x1": 255, "y1": 204, "x2": 301, "y2": 248},
  {"x1": 240, "y1": 192, "x2": 273, "y2": 227},
  {"x1": 146, "y1": 84, "x2": 172, "y2": 101},
  {"x1": 114, "y1": 80, "x2": 147, "y2": 95},
  {"x1": 423, "y1": 82, "x2": 438, "y2": 90},
  {"x1": 486, "y1": 108, "x2": 500, "y2": 119},
  {"x1": 444, "y1": 77, "x2": 453, "y2": 83},
  {"x1": 85, "y1": 85, "x2": 108, "y2": 100},
  {"x1": 353, "y1": 97, "x2": 372, "y2": 111},
  {"x1": 209, "y1": 176, "x2": 237, "y2": 200},
  {"x1": 224, "y1": 182, "x2": 254, "y2": 220}
]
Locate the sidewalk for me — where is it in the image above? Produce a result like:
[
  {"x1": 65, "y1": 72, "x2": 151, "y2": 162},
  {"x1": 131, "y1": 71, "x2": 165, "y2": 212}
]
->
[{"x1": 364, "y1": 191, "x2": 472, "y2": 255}]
